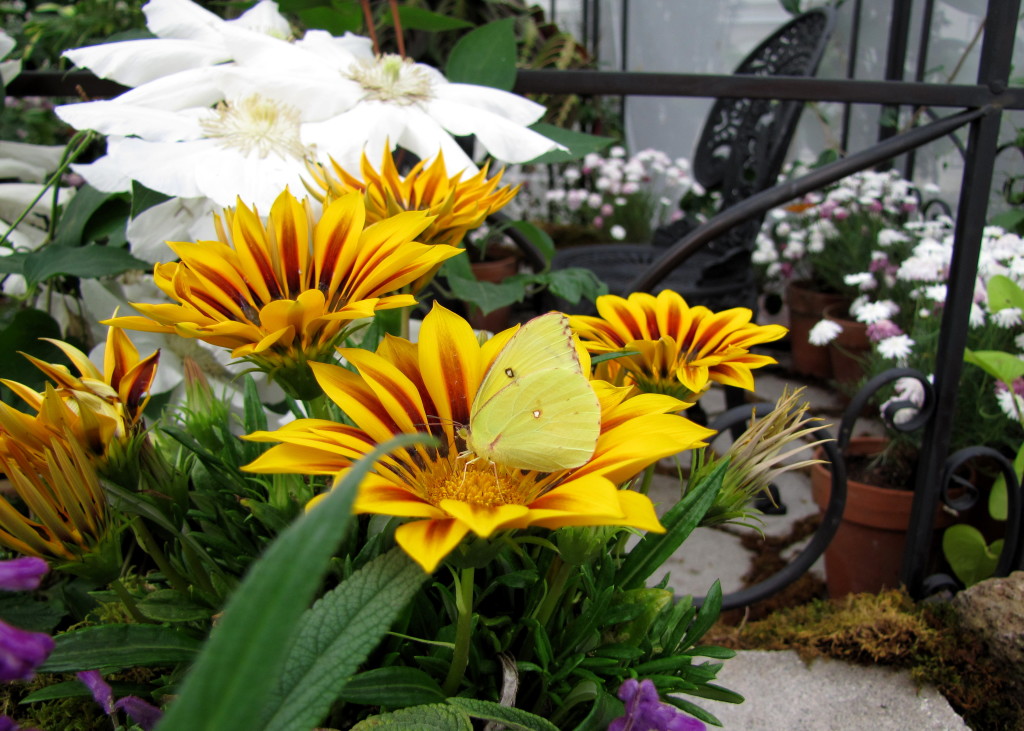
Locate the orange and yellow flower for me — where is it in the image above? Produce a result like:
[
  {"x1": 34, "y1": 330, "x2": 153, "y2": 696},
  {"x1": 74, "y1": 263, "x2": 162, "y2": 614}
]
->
[
  {"x1": 307, "y1": 149, "x2": 519, "y2": 250},
  {"x1": 104, "y1": 189, "x2": 461, "y2": 398},
  {"x1": 0, "y1": 433, "x2": 110, "y2": 562},
  {"x1": 0, "y1": 324, "x2": 159, "y2": 462},
  {"x1": 243, "y1": 303, "x2": 714, "y2": 572},
  {"x1": 570, "y1": 290, "x2": 787, "y2": 400}
]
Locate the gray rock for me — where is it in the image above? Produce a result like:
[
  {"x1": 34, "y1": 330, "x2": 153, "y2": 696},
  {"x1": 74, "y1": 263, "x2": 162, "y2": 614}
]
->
[{"x1": 952, "y1": 570, "x2": 1024, "y2": 687}]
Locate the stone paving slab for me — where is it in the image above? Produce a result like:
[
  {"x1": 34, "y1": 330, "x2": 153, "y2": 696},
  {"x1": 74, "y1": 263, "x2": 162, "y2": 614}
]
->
[{"x1": 700, "y1": 650, "x2": 967, "y2": 730}]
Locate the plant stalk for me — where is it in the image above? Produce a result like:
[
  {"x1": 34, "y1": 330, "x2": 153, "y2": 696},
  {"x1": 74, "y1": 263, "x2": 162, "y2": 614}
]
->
[{"x1": 442, "y1": 566, "x2": 475, "y2": 695}]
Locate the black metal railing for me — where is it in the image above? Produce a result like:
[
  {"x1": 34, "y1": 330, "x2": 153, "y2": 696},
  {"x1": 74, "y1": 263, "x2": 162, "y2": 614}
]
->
[{"x1": 6, "y1": 0, "x2": 1022, "y2": 607}]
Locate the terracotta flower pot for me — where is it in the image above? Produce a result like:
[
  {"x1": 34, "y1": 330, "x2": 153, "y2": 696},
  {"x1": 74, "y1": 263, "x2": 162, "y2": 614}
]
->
[
  {"x1": 810, "y1": 436, "x2": 952, "y2": 598},
  {"x1": 785, "y1": 281, "x2": 847, "y2": 378},
  {"x1": 822, "y1": 303, "x2": 870, "y2": 386},
  {"x1": 468, "y1": 256, "x2": 519, "y2": 332}
]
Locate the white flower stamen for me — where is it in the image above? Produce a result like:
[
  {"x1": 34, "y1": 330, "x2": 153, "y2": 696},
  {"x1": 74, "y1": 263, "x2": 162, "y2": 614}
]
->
[
  {"x1": 348, "y1": 54, "x2": 434, "y2": 105},
  {"x1": 200, "y1": 95, "x2": 309, "y2": 160}
]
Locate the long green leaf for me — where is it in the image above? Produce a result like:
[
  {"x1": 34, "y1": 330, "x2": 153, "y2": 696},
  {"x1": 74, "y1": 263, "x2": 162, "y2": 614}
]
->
[
  {"x1": 39, "y1": 625, "x2": 201, "y2": 672},
  {"x1": 23, "y1": 244, "x2": 149, "y2": 286},
  {"x1": 261, "y1": 549, "x2": 428, "y2": 730},
  {"x1": 447, "y1": 697, "x2": 559, "y2": 731},
  {"x1": 155, "y1": 434, "x2": 429, "y2": 731},
  {"x1": 616, "y1": 462, "x2": 727, "y2": 590},
  {"x1": 338, "y1": 667, "x2": 445, "y2": 708},
  {"x1": 524, "y1": 124, "x2": 614, "y2": 164},
  {"x1": 352, "y1": 703, "x2": 472, "y2": 730}
]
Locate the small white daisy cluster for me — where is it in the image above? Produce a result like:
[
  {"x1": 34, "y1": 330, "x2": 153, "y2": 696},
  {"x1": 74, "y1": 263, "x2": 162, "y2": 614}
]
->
[
  {"x1": 754, "y1": 167, "x2": 921, "y2": 296},
  {"x1": 504, "y1": 146, "x2": 699, "y2": 243}
]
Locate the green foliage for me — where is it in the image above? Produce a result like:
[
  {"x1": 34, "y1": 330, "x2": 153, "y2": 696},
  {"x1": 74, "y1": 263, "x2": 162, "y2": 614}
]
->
[
  {"x1": 40, "y1": 625, "x2": 202, "y2": 673},
  {"x1": 942, "y1": 525, "x2": 1003, "y2": 588},
  {"x1": 445, "y1": 19, "x2": 517, "y2": 91},
  {"x1": 156, "y1": 434, "x2": 428, "y2": 730}
]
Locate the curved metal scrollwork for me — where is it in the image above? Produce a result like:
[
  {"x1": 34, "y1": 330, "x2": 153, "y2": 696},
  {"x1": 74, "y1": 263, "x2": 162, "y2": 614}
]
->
[{"x1": 693, "y1": 401, "x2": 846, "y2": 611}]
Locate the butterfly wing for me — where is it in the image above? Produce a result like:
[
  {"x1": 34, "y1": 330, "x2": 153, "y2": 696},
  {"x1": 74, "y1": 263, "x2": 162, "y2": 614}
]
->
[
  {"x1": 472, "y1": 312, "x2": 583, "y2": 415},
  {"x1": 466, "y1": 367, "x2": 601, "y2": 472}
]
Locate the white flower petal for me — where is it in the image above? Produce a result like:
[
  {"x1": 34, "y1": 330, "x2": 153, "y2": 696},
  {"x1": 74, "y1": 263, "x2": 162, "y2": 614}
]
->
[
  {"x1": 193, "y1": 148, "x2": 310, "y2": 209},
  {"x1": 143, "y1": 0, "x2": 227, "y2": 42},
  {"x1": 126, "y1": 196, "x2": 217, "y2": 263},
  {"x1": 70, "y1": 154, "x2": 132, "y2": 193},
  {"x1": 106, "y1": 138, "x2": 215, "y2": 199},
  {"x1": 425, "y1": 99, "x2": 563, "y2": 163},
  {"x1": 64, "y1": 39, "x2": 228, "y2": 86},
  {"x1": 439, "y1": 82, "x2": 548, "y2": 126},
  {"x1": 56, "y1": 101, "x2": 205, "y2": 141},
  {"x1": 114, "y1": 66, "x2": 229, "y2": 110},
  {"x1": 809, "y1": 319, "x2": 842, "y2": 345}
]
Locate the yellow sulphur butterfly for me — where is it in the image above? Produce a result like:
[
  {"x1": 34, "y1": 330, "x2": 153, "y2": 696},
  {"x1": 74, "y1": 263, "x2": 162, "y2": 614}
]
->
[{"x1": 461, "y1": 312, "x2": 601, "y2": 472}]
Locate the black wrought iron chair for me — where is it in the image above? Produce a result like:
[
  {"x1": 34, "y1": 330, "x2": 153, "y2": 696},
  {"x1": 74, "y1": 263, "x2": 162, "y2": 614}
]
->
[{"x1": 548, "y1": 7, "x2": 836, "y2": 313}]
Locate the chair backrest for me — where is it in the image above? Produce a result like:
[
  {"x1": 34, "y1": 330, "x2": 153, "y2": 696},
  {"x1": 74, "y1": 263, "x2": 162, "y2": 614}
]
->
[{"x1": 660, "y1": 8, "x2": 836, "y2": 264}]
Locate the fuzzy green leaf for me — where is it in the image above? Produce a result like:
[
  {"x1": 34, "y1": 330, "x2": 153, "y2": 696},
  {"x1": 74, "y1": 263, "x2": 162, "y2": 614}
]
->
[
  {"x1": 447, "y1": 697, "x2": 559, "y2": 731},
  {"x1": 136, "y1": 590, "x2": 214, "y2": 623},
  {"x1": 39, "y1": 625, "x2": 201, "y2": 672},
  {"x1": 352, "y1": 703, "x2": 473, "y2": 730},
  {"x1": 445, "y1": 19, "x2": 517, "y2": 91},
  {"x1": 261, "y1": 549, "x2": 428, "y2": 730},
  {"x1": 155, "y1": 434, "x2": 429, "y2": 731},
  {"x1": 339, "y1": 667, "x2": 445, "y2": 708}
]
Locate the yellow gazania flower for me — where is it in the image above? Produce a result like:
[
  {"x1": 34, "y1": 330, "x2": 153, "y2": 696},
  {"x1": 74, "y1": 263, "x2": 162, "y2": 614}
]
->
[
  {"x1": 242, "y1": 303, "x2": 714, "y2": 573},
  {"x1": 104, "y1": 189, "x2": 462, "y2": 398},
  {"x1": 0, "y1": 325, "x2": 159, "y2": 460},
  {"x1": 0, "y1": 433, "x2": 109, "y2": 562},
  {"x1": 570, "y1": 290, "x2": 787, "y2": 400},
  {"x1": 307, "y1": 148, "x2": 519, "y2": 250}
]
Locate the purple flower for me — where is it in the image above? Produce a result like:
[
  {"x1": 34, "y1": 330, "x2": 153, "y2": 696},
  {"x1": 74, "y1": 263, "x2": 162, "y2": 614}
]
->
[
  {"x1": 609, "y1": 678, "x2": 706, "y2": 731},
  {"x1": 77, "y1": 670, "x2": 163, "y2": 731},
  {"x1": 0, "y1": 716, "x2": 41, "y2": 731},
  {"x1": 0, "y1": 558, "x2": 48, "y2": 592},
  {"x1": 0, "y1": 620, "x2": 54, "y2": 682}
]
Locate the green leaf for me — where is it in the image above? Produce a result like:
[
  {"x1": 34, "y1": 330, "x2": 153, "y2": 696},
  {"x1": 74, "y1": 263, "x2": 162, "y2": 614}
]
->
[
  {"x1": 0, "y1": 307, "x2": 66, "y2": 393},
  {"x1": 523, "y1": 123, "x2": 614, "y2": 164},
  {"x1": 990, "y1": 209, "x2": 1024, "y2": 234},
  {"x1": 21, "y1": 679, "x2": 151, "y2": 704},
  {"x1": 964, "y1": 348, "x2": 1024, "y2": 385},
  {"x1": 339, "y1": 667, "x2": 445, "y2": 708},
  {"x1": 261, "y1": 549, "x2": 428, "y2": 730},
  {"x1": 39, "y1": 625, "x2": 201, "y2": 672},
  {"x1": 155, "y1": 433, "x2": 430, "y2": 731},
  {"x1": 443, "y1": 258, "x2": 527, "y2": 315},
  {"x1": 52, "y1": 185, "x2": 129, "y2": 248},
  {"x1": 0, "y1": 251, "x2": 27, "y2": 275},
  {"x1": 988, "y1": 443, "x2": 1021, "y2": 521},
  {"x1": 545, "y1": 267, "x2": 608, "y2": 305},
  {"x1": 0, "y1": 593, "x2": 66, "y2": 633},
  {"x1": 136, "y1": 590, "x2": 214, "y2": 623},
  {"x1": 130, "y1": 180, "x2": 171, "y2": 218},
  {"x1": 447, "y1": 697, "x2": 559, "y2": 731},
  {"x1": 352, "y1": 703, "x2": 473, "y2": 730},
  {"x1": 986, "y1": 274, "x2": 1024, "y2": 312},
  {"x1": 503, "y1": 219, "x2": 556, "y2": 262},
  {"x1": 616, "y1": 461, "x2": 727, "y2": 590},
  {"x1": 296, "y1": 1, "x2": 362, "y2": 35},
  {"x1": 22, "y1": 244, "x2": 149, "y2": 287},
  {"x1": 942, "y1": 524, "x2": 1003, "y2": 587},
  {"x1": 384, "y1": 6, "x2": 473, "y2": 31},
  {"x1": 445, "y1": 19, "x2": 517, "y2": 91}
]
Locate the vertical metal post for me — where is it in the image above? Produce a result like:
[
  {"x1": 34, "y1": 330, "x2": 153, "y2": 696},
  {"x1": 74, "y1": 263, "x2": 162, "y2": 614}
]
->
[
  {"x1": 840, "y1": 0, "x2": 864, "y2": 153},
  {"x1": 901, "y1": 0, "x2": 1021, "y2": 597},
  {"x1": 878, "y1": 0, "x2": 914, "y2": 156},
  {"x1": 903, "y1": 0, "x2": 936, "y2": 180}
]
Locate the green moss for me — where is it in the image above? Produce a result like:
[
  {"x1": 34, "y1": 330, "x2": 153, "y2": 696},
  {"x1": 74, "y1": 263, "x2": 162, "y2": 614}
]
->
[{"x1": 707, "y1": 590, "x2": 1023, "y2": 731}]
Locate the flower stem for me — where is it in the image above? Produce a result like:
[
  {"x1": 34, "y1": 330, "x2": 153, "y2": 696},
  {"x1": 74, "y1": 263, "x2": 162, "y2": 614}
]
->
[
  {"x1": 131, "y1": 519, "x2": 191, "y2": 596},
  {"x1": 111, "y1": 578, "x2": 151, "y2": 624},
  {"x1": 442, "y1": 566, "x2": 475, "y2": 696},
  {"x1": 534, "y1": 555, "x2": 573, "y2": 629},
  {"x1": 637, "y1": 463, "x2": 657, "y2": 496}
]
